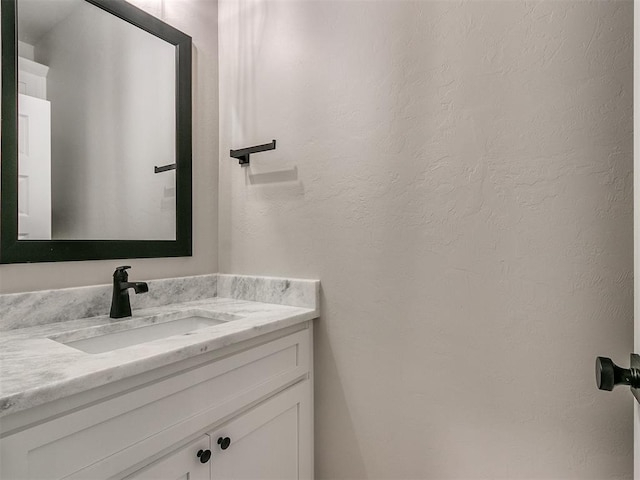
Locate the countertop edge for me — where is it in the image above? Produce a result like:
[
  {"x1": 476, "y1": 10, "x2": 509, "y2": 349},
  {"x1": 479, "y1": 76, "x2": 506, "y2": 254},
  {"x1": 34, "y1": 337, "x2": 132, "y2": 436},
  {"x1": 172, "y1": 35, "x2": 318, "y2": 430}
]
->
[{"x1": 0, "y1": 303, "x2": 319, "y2": 420}]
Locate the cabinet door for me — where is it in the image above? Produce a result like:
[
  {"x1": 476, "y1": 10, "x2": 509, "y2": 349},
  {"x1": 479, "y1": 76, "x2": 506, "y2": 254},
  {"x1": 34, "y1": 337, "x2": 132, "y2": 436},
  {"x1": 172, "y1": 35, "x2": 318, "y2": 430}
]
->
[
  {"x1": 208, "y1": 381, "x2": 312, "y2": 480},
  {"x1": 126, "y1": 436, "x2": 211, "y2": 480}
]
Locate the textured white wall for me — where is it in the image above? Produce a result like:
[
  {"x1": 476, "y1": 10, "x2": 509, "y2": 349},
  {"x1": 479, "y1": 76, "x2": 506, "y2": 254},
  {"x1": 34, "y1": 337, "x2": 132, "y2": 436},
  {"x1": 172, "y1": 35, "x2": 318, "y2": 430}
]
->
[
  {"x1": 0, "y1": 0, "x2": 219, "y2": 293},
  {"x1": 218, "y1": 1, "x2": 634, "y2": 478}
]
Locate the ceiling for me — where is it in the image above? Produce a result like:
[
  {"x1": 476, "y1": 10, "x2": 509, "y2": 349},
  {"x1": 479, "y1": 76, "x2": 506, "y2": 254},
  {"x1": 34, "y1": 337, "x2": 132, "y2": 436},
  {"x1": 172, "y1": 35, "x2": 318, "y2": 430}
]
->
[{"x1": 17, "y1": 0, "x2": 82, "y2": 46}]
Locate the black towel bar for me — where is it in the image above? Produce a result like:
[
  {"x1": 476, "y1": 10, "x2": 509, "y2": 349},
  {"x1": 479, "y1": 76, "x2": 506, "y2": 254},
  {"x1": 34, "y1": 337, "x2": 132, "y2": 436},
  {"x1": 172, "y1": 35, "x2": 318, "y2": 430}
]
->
[
  {"x1": 154, "y1": 163, "x2": 176, "y2": 174},
  {"x1": 230, "y1": 140, "x2": 276, "y2": 166}
]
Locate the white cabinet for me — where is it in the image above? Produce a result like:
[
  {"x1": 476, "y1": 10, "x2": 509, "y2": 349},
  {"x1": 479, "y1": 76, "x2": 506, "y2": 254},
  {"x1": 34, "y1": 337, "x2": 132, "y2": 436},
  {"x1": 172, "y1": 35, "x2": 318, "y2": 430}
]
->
[
  {"x1": 0, "y1": 325, "x2": 313, "y2": 480},
  {"x1": 18, "y1": 57, "x2": 49, "y2": 99},
  {"x1": 209, "y1": 380, "x2": 311, "y2": 479},
  {"x1": 127, "y1": 436, "x2": 211, "y2": 480},
  {"x1": 129, "y1": 381, "x2": 312, "y2": 480}
]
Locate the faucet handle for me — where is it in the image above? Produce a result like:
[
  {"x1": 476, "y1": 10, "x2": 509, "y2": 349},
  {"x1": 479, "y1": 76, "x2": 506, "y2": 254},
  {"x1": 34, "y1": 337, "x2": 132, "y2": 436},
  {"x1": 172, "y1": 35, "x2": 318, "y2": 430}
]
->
[{"x1": 113, "y1": 266, "x2": 132, "y2": 279}]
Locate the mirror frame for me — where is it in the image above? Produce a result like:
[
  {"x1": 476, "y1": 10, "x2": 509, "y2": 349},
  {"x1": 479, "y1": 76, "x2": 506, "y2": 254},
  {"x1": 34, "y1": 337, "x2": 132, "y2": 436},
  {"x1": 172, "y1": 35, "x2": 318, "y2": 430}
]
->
[{"x1": 0, "y1": 0, "x2": 192, "y2": 263}]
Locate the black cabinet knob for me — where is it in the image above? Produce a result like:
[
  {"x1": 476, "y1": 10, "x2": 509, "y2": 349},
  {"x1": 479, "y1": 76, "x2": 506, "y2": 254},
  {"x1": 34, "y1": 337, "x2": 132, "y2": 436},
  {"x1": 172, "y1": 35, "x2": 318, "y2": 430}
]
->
[
  {"x1": 596, "y1": 356, "x2": 640, "y2": 391},
  {"x1": 197, "y1": 449, "x2": 212, "y2": 464},
  {"x1": 217, "y1": 437, "x2": 231, "y2": 450}
]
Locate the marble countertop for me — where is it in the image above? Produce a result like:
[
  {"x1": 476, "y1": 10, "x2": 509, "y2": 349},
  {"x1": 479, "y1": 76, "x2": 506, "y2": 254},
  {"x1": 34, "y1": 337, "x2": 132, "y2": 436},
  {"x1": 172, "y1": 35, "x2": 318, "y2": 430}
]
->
[{"x1": 0, "y1": 295, "x2": 318, "y2": 418}]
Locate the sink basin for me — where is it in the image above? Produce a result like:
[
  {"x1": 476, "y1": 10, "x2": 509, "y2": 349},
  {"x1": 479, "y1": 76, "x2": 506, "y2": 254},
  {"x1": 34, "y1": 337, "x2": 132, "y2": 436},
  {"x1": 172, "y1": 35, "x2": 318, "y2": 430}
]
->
[{"x1": 53, "y1": 310, "x2": 241, "y2": 354}]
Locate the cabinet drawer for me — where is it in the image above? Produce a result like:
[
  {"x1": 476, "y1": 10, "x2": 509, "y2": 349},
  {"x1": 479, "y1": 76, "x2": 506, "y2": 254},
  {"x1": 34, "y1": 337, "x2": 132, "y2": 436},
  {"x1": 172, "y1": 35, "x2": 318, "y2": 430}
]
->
[{"x1": 0, "y1": 329, "x2": 310, "y2": 480}]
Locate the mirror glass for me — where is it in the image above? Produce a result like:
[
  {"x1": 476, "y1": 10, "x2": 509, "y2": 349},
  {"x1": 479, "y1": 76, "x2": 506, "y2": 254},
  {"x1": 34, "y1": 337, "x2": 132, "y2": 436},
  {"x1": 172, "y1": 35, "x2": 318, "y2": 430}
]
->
[{"x1": 17, "y1": 0, "x2": 176, "y2": 240}]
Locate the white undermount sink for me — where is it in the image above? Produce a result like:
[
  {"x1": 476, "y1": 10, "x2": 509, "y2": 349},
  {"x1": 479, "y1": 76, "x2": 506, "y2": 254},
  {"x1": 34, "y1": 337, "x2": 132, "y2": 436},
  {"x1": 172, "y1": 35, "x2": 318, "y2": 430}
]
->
[{"x1": 52, "y1": 310, "x2": 242, "y2": 354}]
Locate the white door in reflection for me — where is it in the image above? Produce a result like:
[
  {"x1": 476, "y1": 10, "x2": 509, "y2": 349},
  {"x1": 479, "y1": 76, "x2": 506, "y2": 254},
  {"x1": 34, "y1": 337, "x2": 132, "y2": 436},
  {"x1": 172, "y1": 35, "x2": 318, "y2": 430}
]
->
[{"x1": 18, "y1": 92, "x2": 51, "y2": 240}]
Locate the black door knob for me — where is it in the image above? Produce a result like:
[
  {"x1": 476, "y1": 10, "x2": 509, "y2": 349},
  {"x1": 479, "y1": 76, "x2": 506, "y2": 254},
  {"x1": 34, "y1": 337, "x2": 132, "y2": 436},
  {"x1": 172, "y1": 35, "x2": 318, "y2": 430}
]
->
[
  {"x1": 596, "y1": 356, "x2": 640, "y2": 391},
  {"x1": 217, "y1": 437, "x2": 231, "y2": 450},
  {"x1": 197, "y1": 449, "x2": 212, "y2": 464}
]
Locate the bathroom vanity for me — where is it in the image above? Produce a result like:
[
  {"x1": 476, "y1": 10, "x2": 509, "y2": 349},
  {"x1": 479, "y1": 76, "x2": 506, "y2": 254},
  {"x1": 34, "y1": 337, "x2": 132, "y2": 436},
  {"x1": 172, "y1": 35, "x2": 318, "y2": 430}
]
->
[{"x1": 0, "y1": 274, "x2": 319, "y2": 479}]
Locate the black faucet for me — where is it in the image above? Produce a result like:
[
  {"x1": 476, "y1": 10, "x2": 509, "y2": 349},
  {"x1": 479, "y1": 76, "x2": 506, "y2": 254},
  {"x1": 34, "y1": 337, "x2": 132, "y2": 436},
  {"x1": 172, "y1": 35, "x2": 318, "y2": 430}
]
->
[{"x1": 110, "y1": 266, "x2": 149, "y2": 319}]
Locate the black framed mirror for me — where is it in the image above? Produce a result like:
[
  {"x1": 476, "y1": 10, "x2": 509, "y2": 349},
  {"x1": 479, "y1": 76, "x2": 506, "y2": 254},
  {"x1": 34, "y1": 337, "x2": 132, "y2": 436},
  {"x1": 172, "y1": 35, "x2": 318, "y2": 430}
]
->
[{"x1": 1, "y1": 0, "x2": 192, "y2": 263}]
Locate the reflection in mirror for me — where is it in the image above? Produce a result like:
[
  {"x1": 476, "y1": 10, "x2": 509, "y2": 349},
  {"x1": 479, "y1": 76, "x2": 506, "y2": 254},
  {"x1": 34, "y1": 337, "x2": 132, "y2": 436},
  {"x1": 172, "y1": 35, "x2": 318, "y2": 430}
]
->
[{"x1": 17, "y1": 0, "x2": 176, "y2": 240}]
